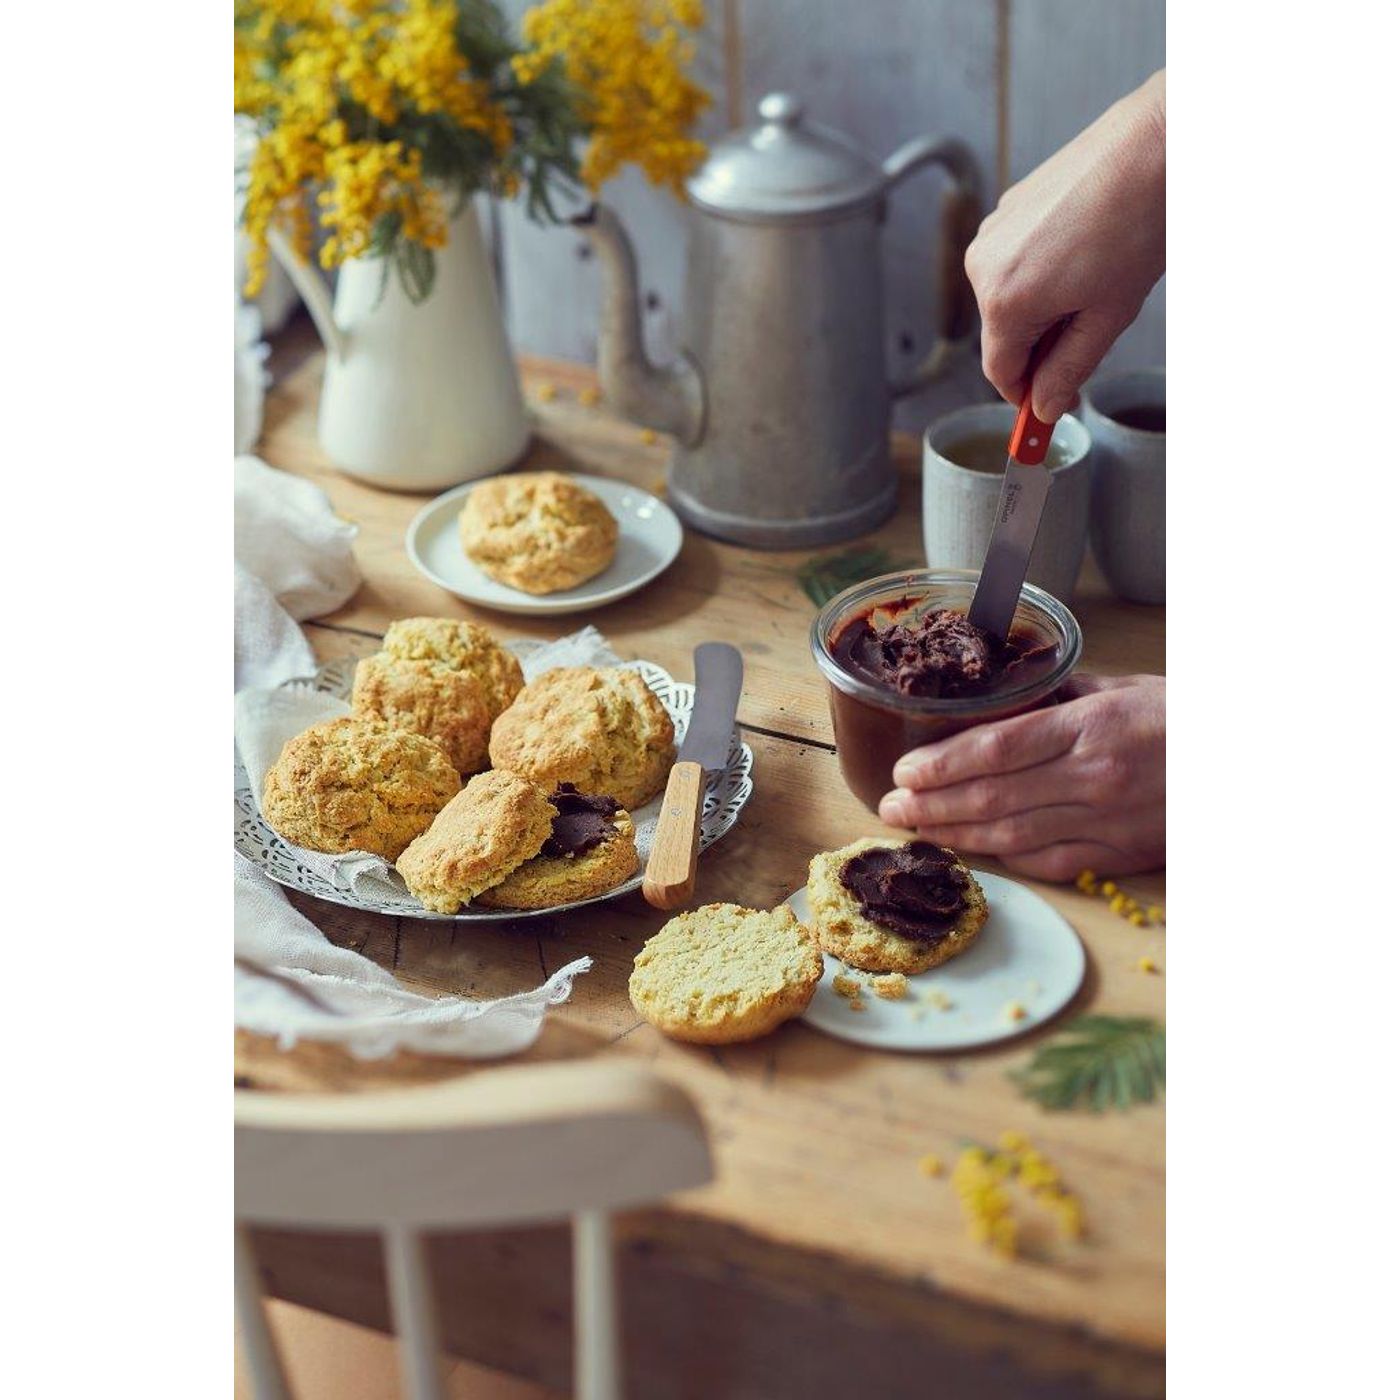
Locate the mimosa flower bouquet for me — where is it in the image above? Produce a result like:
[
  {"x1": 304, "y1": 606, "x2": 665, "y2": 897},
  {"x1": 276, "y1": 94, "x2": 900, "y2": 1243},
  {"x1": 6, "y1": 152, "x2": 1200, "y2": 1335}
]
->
[
  {"x1": 233, "y1": 0, "x2": 710, "y2": 489},
  {"x1": 235, "y1": 0, "x2": 710, "y2": 302}
]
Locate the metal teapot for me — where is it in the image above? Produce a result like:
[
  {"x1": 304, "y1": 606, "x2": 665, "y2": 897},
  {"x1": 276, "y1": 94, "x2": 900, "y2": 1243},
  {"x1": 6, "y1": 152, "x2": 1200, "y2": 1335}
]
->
[{"x1": 576, "y1": 92, "x2": 982, "y2": 548}]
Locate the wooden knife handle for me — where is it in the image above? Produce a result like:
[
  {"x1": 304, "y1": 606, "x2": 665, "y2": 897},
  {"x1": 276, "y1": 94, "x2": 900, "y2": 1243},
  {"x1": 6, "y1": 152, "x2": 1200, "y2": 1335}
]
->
[{"x1": 642, "y1": 762, "x2": 704, "y2": 911}]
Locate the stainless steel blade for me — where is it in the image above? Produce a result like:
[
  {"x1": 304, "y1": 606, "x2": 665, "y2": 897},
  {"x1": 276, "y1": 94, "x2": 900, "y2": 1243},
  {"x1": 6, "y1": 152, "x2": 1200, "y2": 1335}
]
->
[
  {"x1": 678, "y1": 642, "x2": 744, "y2": 772},
  {"x1": 966, "y1": 458, "x2": 1054, "y2": 639}
]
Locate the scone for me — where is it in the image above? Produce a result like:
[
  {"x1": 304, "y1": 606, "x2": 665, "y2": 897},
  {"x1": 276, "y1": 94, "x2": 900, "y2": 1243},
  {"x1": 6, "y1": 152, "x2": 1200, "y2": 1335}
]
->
[
  {"x1": 629, "y1": 903, "x2": 823, "y2": 1044},
  {"x1": 459, "y1": 471, "x2": 618, "y2": 595},
  {"x1": 488, "y1": 666, "x2": 674, "y2": 810},
  {"x1": 351, "y1": 617, "x2": 524, "y2": 775},
  {"x1": 807, "y1": 837, "x2": 988, "y2": 975},
  {"x1": 476, "y1": 785, "x2": 639, "y2": 909},
  {"x1": 396, "y1": 770, "x2": 556, "y2": 915},
  {"x1": 262, "y1": 717, "x2": 460, "y2": 861}
]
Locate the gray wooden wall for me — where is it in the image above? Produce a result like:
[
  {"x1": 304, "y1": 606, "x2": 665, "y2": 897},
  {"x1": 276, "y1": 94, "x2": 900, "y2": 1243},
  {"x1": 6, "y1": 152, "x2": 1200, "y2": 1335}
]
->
[{"x1": 494, "y1": 0, "x2": 1165, "y2": 431}]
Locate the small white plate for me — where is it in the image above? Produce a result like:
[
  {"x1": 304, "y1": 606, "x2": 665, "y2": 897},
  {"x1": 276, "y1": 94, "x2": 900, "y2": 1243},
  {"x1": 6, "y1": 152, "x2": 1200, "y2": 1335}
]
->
[
  {"x1": 406, "y1": 473, "x2": 683, "y2": 616},
  {"x1": 787, "y1": 873, "x2": 1085, "y2": 1052}
]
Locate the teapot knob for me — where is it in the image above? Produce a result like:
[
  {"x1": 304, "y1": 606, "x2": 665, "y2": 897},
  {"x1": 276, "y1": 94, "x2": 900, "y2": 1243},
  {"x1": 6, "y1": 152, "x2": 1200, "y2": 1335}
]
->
[{"x1": 758, "y1": 91, "x2": 804, "y2": 127}]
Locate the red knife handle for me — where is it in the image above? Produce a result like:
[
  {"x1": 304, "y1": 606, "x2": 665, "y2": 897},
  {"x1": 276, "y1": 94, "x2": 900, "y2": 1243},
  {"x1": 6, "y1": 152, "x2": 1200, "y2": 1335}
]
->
[{"x1": 1007, "y1": 321, "x2": 1067, "y2": 466}]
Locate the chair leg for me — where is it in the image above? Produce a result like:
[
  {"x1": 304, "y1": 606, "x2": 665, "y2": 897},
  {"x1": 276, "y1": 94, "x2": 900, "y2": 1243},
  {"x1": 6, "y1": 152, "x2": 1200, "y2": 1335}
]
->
[
  {"x1": 234, "y1": 1225, "x2": 292, "y2": 1400},
  {"x1": 572, "y1": 1210, "x2": 622, "y2": 1400},
  {"x1": 382, "y1": 1224, "x2": 447, "y2": 1400}
]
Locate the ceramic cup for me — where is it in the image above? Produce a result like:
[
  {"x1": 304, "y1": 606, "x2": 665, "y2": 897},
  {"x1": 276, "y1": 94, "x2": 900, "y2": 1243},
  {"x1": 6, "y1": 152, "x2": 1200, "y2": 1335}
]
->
[
  {"x1": 1081, "y1": 368, "x2": 1166, "y2": 605},
  {"x1": 922, "y1": 404, "x2": 1092, "y2": 603}
]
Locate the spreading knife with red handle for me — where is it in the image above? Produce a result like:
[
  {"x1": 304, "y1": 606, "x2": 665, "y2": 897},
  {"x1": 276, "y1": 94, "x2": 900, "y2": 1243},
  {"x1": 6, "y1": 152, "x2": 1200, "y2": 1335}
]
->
[{"x1": 966, "y1": 321, "x2": 1068, "y2": 640}]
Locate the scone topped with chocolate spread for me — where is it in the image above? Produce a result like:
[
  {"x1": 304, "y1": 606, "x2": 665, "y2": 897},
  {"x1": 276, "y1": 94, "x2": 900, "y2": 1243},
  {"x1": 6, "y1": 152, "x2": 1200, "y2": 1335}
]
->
[
  {"x1": 476, "y1": 784, "x2": 639, "y2": 909},
  {"x1": 396, "y1": 769, "x2": 556, "y2": 915},
  {"x1": 352, "y1": 617, "x2": 523, "y2": 776},
  {"x1": 807, "y1": 837, "x2": 988, "y2": 975},
  {"x1": 488, "y1": 665, "x2": 674, "y2": 810},
  {"x1": 459, "y1": 471, "x2": 618, "y2": 595}
]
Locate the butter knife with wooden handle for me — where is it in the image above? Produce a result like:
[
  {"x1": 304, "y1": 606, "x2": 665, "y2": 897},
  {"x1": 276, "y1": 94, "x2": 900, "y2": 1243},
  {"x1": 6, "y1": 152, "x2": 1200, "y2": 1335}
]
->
[{"x1": 642, "y1": 642, "x2": 744, "y2": 911}]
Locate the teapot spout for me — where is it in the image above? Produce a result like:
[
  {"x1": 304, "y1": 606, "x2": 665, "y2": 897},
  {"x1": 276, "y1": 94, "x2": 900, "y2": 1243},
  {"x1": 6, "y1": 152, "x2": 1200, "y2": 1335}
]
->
[{"x1": 573, "y1": 204, "x2": 704, "y2": 446}]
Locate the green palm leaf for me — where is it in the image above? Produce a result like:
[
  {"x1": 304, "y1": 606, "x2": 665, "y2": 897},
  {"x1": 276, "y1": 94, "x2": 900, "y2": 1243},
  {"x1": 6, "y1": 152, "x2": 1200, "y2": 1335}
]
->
[
  {"x1": 1010, "y1": 1015, "x2": 1165, "y2": 1113},
  {"x1": 796, "y1": 546, "x2": 912, "y2": 607}
]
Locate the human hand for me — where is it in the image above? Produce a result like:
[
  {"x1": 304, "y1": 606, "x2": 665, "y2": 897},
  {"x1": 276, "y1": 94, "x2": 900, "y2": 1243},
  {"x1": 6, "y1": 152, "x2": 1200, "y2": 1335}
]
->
[
  {"x1": 965, "y1": 69, "x2": 1166, "y2": 423},
  {"x1": 876, "y1": 674, "x2": 1165, "y2": 881}
]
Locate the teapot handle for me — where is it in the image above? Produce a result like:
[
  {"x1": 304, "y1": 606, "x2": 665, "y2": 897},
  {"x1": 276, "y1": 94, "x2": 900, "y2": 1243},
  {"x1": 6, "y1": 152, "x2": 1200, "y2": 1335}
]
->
[
  {"x1": 265, "y1": 226, "x2": 348, "y2": 362},
  {"x1": 880, "y1": 135, "x2": 983, "y2": 399}
]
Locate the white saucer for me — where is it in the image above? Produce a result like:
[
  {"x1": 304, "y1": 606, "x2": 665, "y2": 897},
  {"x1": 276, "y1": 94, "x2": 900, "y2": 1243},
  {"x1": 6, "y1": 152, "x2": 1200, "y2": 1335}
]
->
[
  {"x1": 787, "y1": 873, "x2": 1085, "y2": 1052},
  {"x1": 405, "y1": 473, "x2": 683, "y2": 616}
]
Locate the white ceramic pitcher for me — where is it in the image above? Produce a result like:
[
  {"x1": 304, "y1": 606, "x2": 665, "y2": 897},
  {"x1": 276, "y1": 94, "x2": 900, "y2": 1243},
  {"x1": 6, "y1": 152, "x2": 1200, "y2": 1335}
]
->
[{"x1": 268, "y1": 200, "x2": 529, "y2": 491}]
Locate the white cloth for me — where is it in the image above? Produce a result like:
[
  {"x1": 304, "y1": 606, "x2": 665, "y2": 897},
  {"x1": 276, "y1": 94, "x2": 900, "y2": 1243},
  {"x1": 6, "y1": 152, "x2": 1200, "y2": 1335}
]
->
[
  {"x1": 233, "y1": 457, "x2": 604, "y2": 1057},
  {"x1": 236, "y1": 855, "x2": 591, "y2": 1060},
  {"x1": 236, "y1": 454, "x2": 361, "y2": 623},
  {"x1": 233, "y1": 454, "x2": 361, "y2": 690}
]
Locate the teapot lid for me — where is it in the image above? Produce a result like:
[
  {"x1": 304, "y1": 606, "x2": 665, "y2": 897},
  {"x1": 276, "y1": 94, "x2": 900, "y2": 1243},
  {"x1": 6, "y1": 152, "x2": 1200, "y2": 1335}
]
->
[{"x1": 686, "y1": 92, "x2": 886, "y2": 222}]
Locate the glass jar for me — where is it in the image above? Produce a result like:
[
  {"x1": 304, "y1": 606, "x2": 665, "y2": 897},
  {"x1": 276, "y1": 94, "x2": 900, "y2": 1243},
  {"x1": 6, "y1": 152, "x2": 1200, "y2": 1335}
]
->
[{"x1": 810, "y1": 569, "x2": 1083, "y2": 811}]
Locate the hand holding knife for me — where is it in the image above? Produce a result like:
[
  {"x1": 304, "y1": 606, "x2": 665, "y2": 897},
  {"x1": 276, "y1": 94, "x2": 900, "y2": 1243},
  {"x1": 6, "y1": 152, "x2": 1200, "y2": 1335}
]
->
[{"x1": 966, "y1": 321, "x2": 1068, "y2": 640}]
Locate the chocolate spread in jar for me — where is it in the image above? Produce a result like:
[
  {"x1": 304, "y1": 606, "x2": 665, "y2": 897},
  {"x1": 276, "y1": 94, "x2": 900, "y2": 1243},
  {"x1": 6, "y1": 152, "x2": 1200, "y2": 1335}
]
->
[
  {"x1": 830, "y1": 605, "x2": 1058, "y2": 700},
  {"x1": 838, "y1": 841, "x2": 969, "y2": 942},
  {"x1": 542, "y1": 784, "x2": 621, "y2": 858}
]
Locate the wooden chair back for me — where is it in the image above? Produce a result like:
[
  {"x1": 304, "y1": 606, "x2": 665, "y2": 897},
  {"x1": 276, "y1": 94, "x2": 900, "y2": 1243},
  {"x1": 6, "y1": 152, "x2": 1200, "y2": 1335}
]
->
[{"x1": 235, "y1": 1060, "x2": 711, "y2": 1400}]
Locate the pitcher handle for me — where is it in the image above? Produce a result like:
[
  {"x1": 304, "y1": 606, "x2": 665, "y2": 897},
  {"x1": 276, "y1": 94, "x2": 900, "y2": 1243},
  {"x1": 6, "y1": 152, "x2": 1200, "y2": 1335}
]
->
[
  {"x1": 265, "y1": 227, "x2": 347, "y2": 362},
  {"x1": 881, "y1": 135, "x2": 983, "y2": 399}
]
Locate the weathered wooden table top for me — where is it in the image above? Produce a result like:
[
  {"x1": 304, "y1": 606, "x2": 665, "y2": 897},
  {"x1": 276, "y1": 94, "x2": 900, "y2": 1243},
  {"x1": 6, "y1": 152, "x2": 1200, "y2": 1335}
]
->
[{"x1": 239, "y1": 317, "x2": 1166, "y2": 1398}]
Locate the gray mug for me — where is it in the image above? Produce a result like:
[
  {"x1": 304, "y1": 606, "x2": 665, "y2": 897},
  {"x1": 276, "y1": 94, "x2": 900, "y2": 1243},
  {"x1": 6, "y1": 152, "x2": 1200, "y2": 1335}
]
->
[
  {"x1": 923, "y1": 404, "x2": 1092, "y2": 604},
  {"x1": 1082, "y1": 368, "x2": 1166, "y2": 605}
]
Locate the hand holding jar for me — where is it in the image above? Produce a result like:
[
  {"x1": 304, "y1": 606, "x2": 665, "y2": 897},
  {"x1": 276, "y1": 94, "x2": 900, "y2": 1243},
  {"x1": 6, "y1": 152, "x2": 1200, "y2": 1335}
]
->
[{"x1": 878, "y1": 674, "x2": 1165, "y2": 881}]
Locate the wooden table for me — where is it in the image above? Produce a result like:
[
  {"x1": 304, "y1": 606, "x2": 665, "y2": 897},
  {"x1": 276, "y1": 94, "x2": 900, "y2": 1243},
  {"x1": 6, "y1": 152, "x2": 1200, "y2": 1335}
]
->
[{"x1": 240, "y1": 317, "x2": 1166, "y2": 1399}]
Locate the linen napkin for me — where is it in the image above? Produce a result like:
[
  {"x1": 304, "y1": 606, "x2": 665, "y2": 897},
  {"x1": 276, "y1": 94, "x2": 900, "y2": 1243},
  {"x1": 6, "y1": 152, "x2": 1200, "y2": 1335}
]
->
[
  {"x1": 236, "y1": 854, "x2": 590, "y2": 1059},
  {"x1": 234, "y1": 455, "x2": 362, "y2": 689},
  {"x1": 234, "y1": 443, "x2": 604, "y2": 1056}
]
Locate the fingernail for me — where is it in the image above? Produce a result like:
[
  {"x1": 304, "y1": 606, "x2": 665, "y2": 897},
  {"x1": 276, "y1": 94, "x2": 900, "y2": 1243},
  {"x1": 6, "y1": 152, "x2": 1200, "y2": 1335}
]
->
[
  {"x1": 892, "y1": 759, "x2": 919, "y2": 787},
  {"x1": 878, "y1": 790, "x2": 910, "y2": 827}
]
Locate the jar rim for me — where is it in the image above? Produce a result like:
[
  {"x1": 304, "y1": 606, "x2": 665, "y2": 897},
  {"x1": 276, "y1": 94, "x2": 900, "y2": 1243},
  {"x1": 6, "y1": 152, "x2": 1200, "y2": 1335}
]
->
[{"x1": 808, "y1": 568, "x2": 1084, "y2": 715}]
